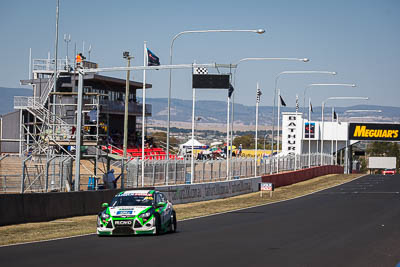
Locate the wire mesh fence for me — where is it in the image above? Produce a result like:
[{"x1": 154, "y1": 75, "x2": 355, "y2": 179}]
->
[
  {"x1": 0, "y1": 153, "x2": 333, "y2": 193},
  {"x1": 125, "y1": 153, "x2": 333, "y2": 187}
]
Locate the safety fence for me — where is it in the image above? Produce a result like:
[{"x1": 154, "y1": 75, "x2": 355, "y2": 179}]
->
[
  {"x1": 0, "y1": 153, "x2": 333, "y2": 193},
  {"x1": 125, "y1": 153, "x2": 333, "y2": 187}
]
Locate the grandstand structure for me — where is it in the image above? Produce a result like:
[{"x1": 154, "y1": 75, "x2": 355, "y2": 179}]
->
[{"x1": 0, "y1": 57, "x2": 154, "y2": 192}]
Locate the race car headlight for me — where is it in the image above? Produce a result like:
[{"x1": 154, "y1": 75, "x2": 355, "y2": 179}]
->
[
  {"x1": 101, "y1": 212, "x2": 110, "y2": 220},
  {"x1": 139, "y1": 211, "x2": 152, "y2": 219}
]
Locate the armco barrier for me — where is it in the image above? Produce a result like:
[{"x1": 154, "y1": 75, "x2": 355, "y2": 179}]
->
[
  {"x1": 261, "y1": 165, "x2": 344, "y2": 188},
  {"x1": 0, "y1": 177, "x2": 261, "y2": 226}
]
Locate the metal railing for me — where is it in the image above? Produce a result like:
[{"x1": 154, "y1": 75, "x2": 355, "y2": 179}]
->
[{"x1": 125, "y1": 153, "x2": 334, "y2": 187}]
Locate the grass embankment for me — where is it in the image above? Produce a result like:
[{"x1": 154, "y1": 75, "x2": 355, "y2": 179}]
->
[{"x1": 0, "y1": 173, "x2": 363, "y2": 246}]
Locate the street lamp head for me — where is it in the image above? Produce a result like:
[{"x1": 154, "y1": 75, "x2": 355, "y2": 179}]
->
[
  {"x1": 255, "y1": 29, "x2": 266, "y2": 34},
  {"x1": 332, "y1": 72, "x2": 337, "y2": 75},
  {"x1": 303, "y1": 58, "x2": 310, "y2": 62},
  {"x1": 351, "y1": 84, "x2": 356, "y2": 87}
]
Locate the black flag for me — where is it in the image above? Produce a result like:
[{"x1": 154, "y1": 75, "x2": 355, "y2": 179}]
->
[
  {"x1": 228, "y1": 84, "x2": 234, "y2": 98},
  {"x1": 310, "y1": 102, "x2": 313, "y2": 113},
  {"x1": 147, "y1": 48, "x2": 160, "y2": 66},
  {"x1": 280, "y1": 95, "x2": 286, "y2": 107},
  {"x1": 333, "y1": 111, "x2": 337, "y2": 120}
]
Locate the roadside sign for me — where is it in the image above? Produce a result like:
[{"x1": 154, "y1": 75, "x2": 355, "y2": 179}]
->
[
  {"x1": 259, "y1": 182, "x2": 274, "y2": 198},
  {"x1": 260, "y1": 182, "x2": 274, "y2": 191}
]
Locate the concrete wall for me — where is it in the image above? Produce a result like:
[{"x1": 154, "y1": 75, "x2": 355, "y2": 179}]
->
[
  {"x1": 0, "y1": 176, "x2": 261, "y2": 226},
  {"x1": 261, "y1": 165, "x2": 344, "y2": 188},
  {"x1": 0, "y1": 166, "x2": 344, "y2": 226}
]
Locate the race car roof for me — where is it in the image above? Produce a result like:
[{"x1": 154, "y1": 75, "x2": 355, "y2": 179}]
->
[{"x1": 117, "y1": 190, "x2": 155, "y2": 197}]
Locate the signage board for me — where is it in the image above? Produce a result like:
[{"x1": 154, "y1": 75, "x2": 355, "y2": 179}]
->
[
  {"x1": 192, "y1": 74, "x2": 230, "y2": 89},
  {"x1": 349, "y1": 123, "x2": 400, "y2": 141},
  {"x1": 260, "y1": 182, "x2": 274, "y2": 191},
  {"x1": 304, "y1": 122, "x2": 315, "y2": 139}
]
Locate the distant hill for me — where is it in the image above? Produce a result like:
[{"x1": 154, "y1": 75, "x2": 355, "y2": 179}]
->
[
  {"x1": 145, "y1": 98, "x2": 400, "y2": 125},
  {"x1": 1, "y1": 87, "x2": 399, "y2": 125},
  {"x1": 0, "y1": 87, "x2": 32, "y2": 115}
]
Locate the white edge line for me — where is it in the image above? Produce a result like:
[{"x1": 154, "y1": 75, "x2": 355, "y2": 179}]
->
[{"x1": 0, "y1": 174, "x2": 366, "y2": 248}]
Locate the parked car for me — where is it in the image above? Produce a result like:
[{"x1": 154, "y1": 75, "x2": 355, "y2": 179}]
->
[
  {"x1": 382, "y1": 169, "x2": 396, "y2": 175},
  {"x1": 97, "y1": 189, "x2": 177, "y2": 236}
]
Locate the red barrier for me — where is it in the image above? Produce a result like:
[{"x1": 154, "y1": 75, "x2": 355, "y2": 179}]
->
[{"x1": 261, "y1": 166, "x2": 344, "y2": 188}]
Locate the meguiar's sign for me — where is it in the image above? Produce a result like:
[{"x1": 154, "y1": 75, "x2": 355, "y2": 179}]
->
[{"x1": 349, "y1": 123, "x2": 400, "y2": 141}]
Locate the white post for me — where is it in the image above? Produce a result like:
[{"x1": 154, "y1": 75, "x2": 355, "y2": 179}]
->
[
  {"x1": 191, "y1": 87, "x2": 196, "y2": 184},
  {"x1": 321, "y1": 101, "x2": 325, "y2": 165},
  {"x1": 308, "y1": 98, "x2": 311, "y2": 168},
  {"x1": 255, "y1": 82, "x2": 259, "y2": 177},
  {"x1": 276, "y1": 89, "x2": 281, "y2": 173},
  {"x1": 29, "y1": 48, "x2": 32, "y2": 80},
  {"x1": 335, "y1": 114, "x2": 339, "y2": 165},
  {"x1": 331, "y1": 107, "x2": 334, "y2": 165},
  {"x1": 226, "y1": 90, "x2": 230, "y2": 180},
  {"x1": 141, "y1": 42, "x2": 147, "y2": 187}
]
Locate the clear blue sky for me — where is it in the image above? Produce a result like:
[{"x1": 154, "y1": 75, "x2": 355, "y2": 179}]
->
[{"x1": 1, "y1": 0, "x2": 399, "y2": 108}]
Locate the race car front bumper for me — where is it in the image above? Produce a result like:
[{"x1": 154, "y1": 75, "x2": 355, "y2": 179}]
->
[{"x1": 97, "y1": 217, "x2": 156, "y2": 235}]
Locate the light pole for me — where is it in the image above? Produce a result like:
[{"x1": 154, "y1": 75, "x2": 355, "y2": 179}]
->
[
  {"x1": 321, "y1": 96, "x2": 368, "y2": 166},
  {"x1": 167, "y1": 28, "x2": 265, "y2": 184},
  {"x1": 123, "y1": 51, "x2": 134, "y2": 158},
  {"x1": 302, "y1": 83, "x2": 356, "y2": 164},
  {"x1": 230, "y1": 58, "x2": 311, "y2": 179},
  {"x1": 63, "y1": 34, "x2": 71, "y2": 66},
  {"x1": 270, "y1": 70, "x2": 338, "y2": 172}
]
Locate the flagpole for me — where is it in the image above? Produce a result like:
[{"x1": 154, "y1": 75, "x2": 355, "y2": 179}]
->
[
  {"x1": 308, "y1": 98, "x2": 311, "y2": 168},
  {"x1": 294, "y1": 94, "x2": 298, "y2": 171},
  {"x1": 335, "y1": 114, "x2": 339, "y2": 165},
  {"x1": 331, "y1": 107, "x2": 334, "y2": 165},
  {"x1": 141, "y1": 41, "x2": 147, "y2": 187},
  {"x1": 191, "y1": 75, "x2": 196, "y2": 184},
  {"x1": 276, "y1": 89, "x2": 281, "y2": 173},
  {"x1": 226, "y1": 85, "x2": 230, "y2": 180},
  {"x1": 255, "y1": 82, "x2": 259, "y2": 177}
]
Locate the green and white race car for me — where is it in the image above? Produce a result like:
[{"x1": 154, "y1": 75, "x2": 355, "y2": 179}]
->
[{"x1": 97, "y1": 189, "x2": 177, "y2": 236}]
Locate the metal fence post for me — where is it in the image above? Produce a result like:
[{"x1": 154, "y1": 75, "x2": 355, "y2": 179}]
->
[
  {"x1": 121, "y1": 159, "x2": 125, "y2": 189},
  {"x1": 21, "y1": 158, "x2": 26, "y2": 193},
  {"x1": 152, "y1": 162, "x2": 156, "y2": 186},
  {"x1": 174, "y1": 160, "x2": 177, "y2": 184}
]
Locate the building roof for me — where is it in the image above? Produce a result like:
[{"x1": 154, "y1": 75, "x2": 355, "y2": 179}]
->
[{"x1": 21, "y1": 73, "x2": 152, "y2": 93}]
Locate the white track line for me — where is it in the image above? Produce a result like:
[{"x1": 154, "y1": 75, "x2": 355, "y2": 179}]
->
[{"x1": 0, "y1": 174, "x2": 366, "y2": 248}]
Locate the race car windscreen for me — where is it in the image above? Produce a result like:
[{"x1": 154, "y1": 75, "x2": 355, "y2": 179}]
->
[{"x1": 110, "y1": 195, "x2": 154, "y2": 207}]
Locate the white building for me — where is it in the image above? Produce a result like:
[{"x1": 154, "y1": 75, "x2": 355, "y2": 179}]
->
[{"x1": 281, "y1": 112, "x2": 358, "y2": 156}]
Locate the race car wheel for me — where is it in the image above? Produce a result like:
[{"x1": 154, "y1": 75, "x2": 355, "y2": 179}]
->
[
  {"x1": 154, "y1": 213, "x2": 161, "y2": 235},
  {"x1": 170, "y1": 211, "x2": 177, "y2": 233}
]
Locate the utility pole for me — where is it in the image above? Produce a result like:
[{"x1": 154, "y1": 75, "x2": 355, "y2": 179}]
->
[{"x1": 123, "y1": 51, "x2": 133, "y2": 158}]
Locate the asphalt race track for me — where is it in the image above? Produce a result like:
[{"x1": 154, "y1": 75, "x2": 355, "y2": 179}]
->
[{"x1": 1, "y1": 174, "x2": 400, "y2": 267}]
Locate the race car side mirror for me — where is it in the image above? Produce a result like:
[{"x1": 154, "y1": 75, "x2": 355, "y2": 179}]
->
[{"x1": 101, "y1": 203, "x2": 109, "y2": 208}]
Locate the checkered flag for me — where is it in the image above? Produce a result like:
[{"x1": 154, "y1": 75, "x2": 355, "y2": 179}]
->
[
  {"x1": 256, "y1": 88, "x2": 262, "y2": 103},
  {"x1": 193, "y1": 67, "x2": 208, "y2": 74},
  {"x1": 295, "y1": 94, "x2": 299, "y2": 112}
]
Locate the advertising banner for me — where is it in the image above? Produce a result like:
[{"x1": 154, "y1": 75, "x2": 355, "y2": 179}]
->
[{"x1": 349, "y1": 123, "x2": 400, "y2": 141}]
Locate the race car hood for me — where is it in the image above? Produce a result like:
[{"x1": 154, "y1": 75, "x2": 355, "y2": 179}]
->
[{"x1": 108, "y1": 206, "x2": 149, "y2": 217}]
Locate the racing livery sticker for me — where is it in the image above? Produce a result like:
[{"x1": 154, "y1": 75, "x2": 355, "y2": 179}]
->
[{"x1": 349, "y1": 123, "x2": 400, "y2": 141}]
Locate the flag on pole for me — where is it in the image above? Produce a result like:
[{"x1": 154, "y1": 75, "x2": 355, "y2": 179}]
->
[
  {"x1": 256, "y1": 87, "x2": 262, "y2": 103},
  {"x1": 309, "y1": 101, "x2": 313, "y2": 113},
  {"x1": 280, "y1": 95, "x2": 286, "y2": 107},
  {"x1": 295, "y1": 94, "x2": 299, "y2": 112},
  {"x1": 193, "y1": 67, "x2": 208, "y2": 74},
  {"x1": 228, "y1": 84, "x2": 234, "y2": 97},
  {"x1": 147, "y1": 48, "x2": 160, "y2": 66},
  {"x1": 334, "y1": 111, "x2": 337, "y2": 120}
]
